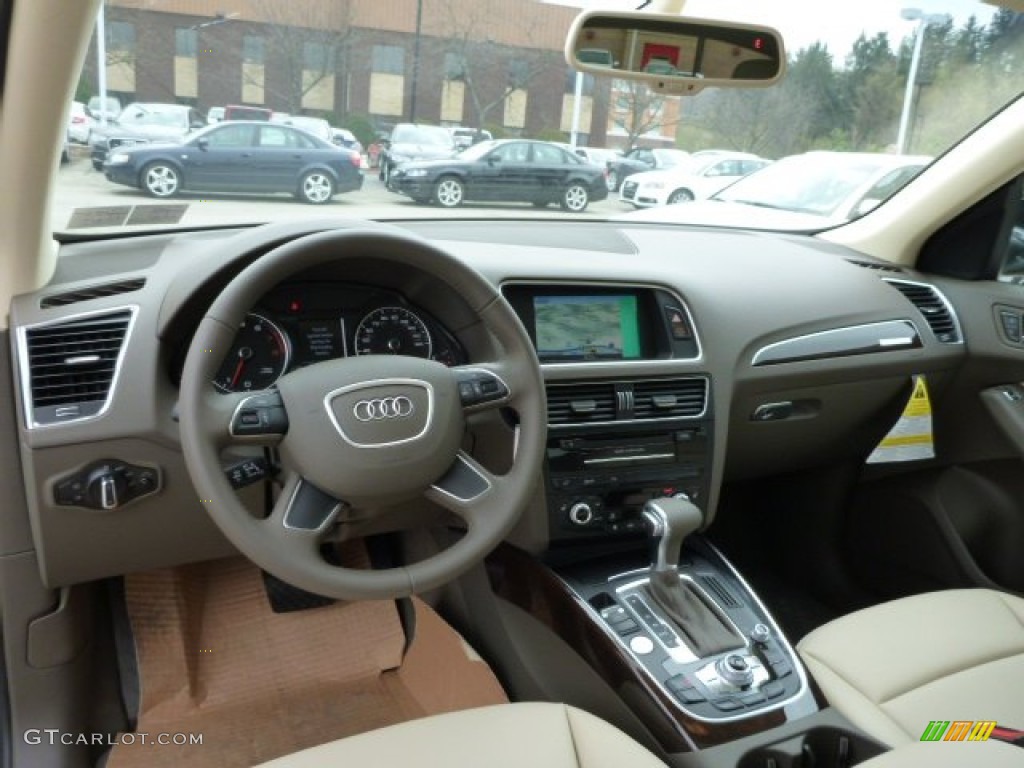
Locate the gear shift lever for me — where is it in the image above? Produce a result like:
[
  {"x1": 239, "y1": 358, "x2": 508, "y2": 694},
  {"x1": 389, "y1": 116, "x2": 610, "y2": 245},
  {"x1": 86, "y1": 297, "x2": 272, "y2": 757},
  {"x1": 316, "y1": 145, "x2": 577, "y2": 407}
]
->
[
  {"x1": 642, "y1": 496, "x2": 703, "y2": 573},
  {"x1": 641, "y1": 495, "x2": 741, "y2": 657}
]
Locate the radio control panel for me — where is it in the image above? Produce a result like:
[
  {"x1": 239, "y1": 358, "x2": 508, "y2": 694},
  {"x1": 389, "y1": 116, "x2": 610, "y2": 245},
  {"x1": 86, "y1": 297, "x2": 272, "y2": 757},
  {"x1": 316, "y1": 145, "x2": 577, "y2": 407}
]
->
[{"x1": 545, "y1": 421, "x2": 713, "y2": 541}]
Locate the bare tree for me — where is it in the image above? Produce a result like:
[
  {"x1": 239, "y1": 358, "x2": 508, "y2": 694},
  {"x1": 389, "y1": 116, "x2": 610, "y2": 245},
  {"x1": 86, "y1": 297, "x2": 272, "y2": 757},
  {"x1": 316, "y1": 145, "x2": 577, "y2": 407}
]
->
[
  {"x1": 432, "y1": 0, "x2": 558, "y2": 128},
  {"x1": 609, "y1": 80, "x2": 682, "y2": 147},
  {"x1": 239, "y1": 1, "x2": 358, "y2": 114}
]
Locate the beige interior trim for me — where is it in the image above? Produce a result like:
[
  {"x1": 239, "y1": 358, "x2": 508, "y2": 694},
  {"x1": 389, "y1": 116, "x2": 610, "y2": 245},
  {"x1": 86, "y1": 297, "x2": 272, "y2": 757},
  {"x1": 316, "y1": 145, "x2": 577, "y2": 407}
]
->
[
  {"x1": 819, "y1": 97, "x2": 1024, "y2": 266},
  {"x1": 0, "y1": 0, "x2": 100, "y2": 330}
]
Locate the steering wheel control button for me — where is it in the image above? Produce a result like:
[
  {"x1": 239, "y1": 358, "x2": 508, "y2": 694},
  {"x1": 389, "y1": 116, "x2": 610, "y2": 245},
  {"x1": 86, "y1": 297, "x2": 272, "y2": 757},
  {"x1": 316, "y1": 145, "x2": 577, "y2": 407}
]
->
[
  {"x1": 225, "y1": 457, "x2": 270, "y2": 490},
  {"x1": 53, "y1": 460, "x2": 161, "y2": 510},
  {"x1": 629, "y1": 635, "x2": 655, "y2": 655},
  {"x1": 230, "y1": 391, "x2": 289, "y2": 438},
  {"x1": 456, "y1": 370, "x2": 509, "y2": 408}
]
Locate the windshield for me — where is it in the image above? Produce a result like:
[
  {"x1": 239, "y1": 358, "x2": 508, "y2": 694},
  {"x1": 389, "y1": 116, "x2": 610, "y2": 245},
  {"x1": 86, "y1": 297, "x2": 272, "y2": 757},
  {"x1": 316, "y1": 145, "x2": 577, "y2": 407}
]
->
[
  {"x1": 57, "y1": 0, "x2": 1023, "y2": 234},
  {"x1": 713, "y1": 154, "x2": 929, "y2": 216}
]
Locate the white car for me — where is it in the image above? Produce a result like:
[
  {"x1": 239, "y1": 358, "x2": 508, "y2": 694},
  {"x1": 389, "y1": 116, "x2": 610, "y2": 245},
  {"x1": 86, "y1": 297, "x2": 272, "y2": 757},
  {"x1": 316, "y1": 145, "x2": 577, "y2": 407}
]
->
[
  {"x1": 623, "y1": 151, "x2": 932, "y2": 227},
  {"x1": 619, "y1": 152, "x2": 770, "y2": 207},
  {"x1": 66, "y1": 100, "x2": 92, "y2": 143}
]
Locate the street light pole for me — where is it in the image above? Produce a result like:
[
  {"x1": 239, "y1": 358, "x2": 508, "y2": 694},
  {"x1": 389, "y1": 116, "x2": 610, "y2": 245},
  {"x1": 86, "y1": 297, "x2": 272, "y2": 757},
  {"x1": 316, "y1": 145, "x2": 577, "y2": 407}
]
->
[
  {"x1": 896, "y1": 8, "x2": 949, "y2": 154},
  {"x1": 410, "y1": 0, "x2": 423, "y2": 122},
  {"x1": 570, "y1": 71, "x2": 584, "y2": 148},
  {"x1": 96, "y1": 1, "x2": 108, "y2": 127}
]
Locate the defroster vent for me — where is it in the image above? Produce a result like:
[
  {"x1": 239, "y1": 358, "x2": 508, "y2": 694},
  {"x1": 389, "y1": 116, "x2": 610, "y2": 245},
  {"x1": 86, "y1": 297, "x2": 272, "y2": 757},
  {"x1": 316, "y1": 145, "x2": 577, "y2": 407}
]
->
[
  {"x1": 40, "y1": 278, "x2": 145, "y2": 308},
  {"x1": 22, "y1": 309, "x2": 134, "y2": 426}
]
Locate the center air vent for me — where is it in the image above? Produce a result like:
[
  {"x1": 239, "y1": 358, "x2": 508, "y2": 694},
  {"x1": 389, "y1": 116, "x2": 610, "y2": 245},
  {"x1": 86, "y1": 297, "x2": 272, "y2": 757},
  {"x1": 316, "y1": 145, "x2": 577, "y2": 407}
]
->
[
  {"x1": 884, "y1": 279, "x2": 961, "y2": 344},
  {"x1": 22, "y1": 309, "x2": 135, "y2": 426},
  {"x1": 546, "y1": 382, "x2": 617, "y2": 425},
  {"x1": 634, "y1": 378, "x2": 707, "y2": 420},
  {"x1": 546, "y1": 377, "x2": 707, "y2": 426},
  {"x1": 40, "y1": 278, "x2": 145, "y2": 308}
]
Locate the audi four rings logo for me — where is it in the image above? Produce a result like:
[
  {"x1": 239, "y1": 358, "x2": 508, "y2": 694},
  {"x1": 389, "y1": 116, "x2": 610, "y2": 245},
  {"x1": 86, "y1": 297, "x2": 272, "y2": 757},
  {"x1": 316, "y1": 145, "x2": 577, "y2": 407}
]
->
[{"x1": 353, "y1": 396, "x2": 415, "y2": 421}]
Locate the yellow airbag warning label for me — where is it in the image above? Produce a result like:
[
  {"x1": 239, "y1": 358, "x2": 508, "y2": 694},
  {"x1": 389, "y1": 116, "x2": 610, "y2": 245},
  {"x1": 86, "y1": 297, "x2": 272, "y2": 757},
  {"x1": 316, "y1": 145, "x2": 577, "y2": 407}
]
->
[{"x1": 867, "y1": 376, "x2": 935, "y2": 464}]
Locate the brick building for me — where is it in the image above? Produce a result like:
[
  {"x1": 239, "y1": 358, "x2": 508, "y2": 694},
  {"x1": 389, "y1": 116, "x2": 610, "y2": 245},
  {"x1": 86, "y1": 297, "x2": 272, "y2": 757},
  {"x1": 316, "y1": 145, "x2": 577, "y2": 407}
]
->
[{"x1": 83, "y1": 0, "x2": 621, "y2": 145}]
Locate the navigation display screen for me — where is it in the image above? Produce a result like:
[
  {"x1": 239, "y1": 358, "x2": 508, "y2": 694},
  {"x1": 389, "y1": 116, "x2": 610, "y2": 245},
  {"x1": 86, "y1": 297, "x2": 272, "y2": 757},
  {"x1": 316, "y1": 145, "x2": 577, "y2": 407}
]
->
[{"x1": 534, "y1": 295, "x2": 641, "y2": 361}]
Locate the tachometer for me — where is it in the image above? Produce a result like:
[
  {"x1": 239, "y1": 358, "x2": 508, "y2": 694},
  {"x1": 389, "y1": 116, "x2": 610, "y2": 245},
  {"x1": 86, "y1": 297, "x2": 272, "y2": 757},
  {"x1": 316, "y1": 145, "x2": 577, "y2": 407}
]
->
[
  {"x1": 213, "y1": 313, "x2": 291, "y2": 392},
  {"x1": 353, "y1": 306, "x2": 433, "y2": 359}
]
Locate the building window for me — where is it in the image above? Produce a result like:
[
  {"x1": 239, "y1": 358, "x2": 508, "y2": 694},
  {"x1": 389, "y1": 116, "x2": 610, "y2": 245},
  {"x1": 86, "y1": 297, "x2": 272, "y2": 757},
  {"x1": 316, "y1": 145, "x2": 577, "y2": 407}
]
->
[
  {"x1": 243, "y1": 35, "x2": 264, "y2": 64},
  {"x1": 508, "y1": 59, "x2": 530, "y2": 88},
  {"x1": 303, "y1": 42, "x2": 334, "y2": 73},
  {"x1": 444, "y1": 52, "x2": 466, "y2": 81},
  {"x1": 107, "y1": 21, "x2": 135, "y2": 52},
  {"x1": 175, "y1": 28, "x2": 197, "y2": 58},
  {"x1": 372, "y1": 45, "x2": 404, "y2": 75}
]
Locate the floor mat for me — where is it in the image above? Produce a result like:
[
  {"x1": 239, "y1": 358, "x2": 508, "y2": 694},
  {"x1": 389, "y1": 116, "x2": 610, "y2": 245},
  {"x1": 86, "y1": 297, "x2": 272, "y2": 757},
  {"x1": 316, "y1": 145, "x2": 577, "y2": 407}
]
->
[{"x1": 106, "y1": 553, "x2": 507, "y2": 768}]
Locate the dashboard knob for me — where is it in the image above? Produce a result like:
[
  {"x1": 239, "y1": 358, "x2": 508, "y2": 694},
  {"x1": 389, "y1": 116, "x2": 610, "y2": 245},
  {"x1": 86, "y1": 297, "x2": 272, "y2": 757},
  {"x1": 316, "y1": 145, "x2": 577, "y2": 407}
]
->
[
  {"x1": 716, "y1": 653, "x2": 755, "y2": 688},
  {"x1": 568, "y1": 502, "x2": 594, "y2": 526},
  {"x1": 86, "y1": 465, "x2": 126, "y2": 510},
  {"x1": 751, "y1": 623, "x2": 771, "y2": 645}
]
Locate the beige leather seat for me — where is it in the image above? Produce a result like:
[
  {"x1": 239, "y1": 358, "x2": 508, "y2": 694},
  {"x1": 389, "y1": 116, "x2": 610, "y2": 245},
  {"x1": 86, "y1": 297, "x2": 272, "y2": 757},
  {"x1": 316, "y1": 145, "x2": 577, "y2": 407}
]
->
[
  {"x1": 255, "y1": 702, "x2": 667, "y2": 768},
  {"x1": 255, "y1": 700, "x2": 1024, "y2": 768},
  {"x1": 798, "y1": 588, "x2": 1024, "y2": 747}
]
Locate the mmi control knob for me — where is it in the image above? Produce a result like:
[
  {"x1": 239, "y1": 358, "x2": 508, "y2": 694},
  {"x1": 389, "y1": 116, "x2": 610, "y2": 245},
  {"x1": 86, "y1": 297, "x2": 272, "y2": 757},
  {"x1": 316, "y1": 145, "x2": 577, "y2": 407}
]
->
[{"x1": 568, "y1": 502, "x2": 594, "y2": 526}]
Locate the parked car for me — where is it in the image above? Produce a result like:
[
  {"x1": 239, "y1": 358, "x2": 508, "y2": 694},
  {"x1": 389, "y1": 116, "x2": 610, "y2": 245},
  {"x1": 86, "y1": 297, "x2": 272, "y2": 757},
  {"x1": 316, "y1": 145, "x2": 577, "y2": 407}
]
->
[
  {"x1": 386, "y1": 139, "x2": 608, "y2": 212},
  {"x1": 622, "y1": 151, "x2": 932, "y2": 227},
  {"x1": 88, "y1": 102, "x2": 204, "y2": 170},
  {"x1": 605, "y1": 146, "x2": 690, "y2": 191},
  {"x1": 223, "y1": 104, "x2": 273, "y2": 121},
  {"x1": 450, "y1": 126, "x2": 494, "y2": 150},
  {"x1": 620, "y1": 152, "x2": 771, "y2": 207},
  {"x1": 206, "y1": 106, "x2": 225, "y2": 124},
  {"x1": 102, "y1": 120, "x2": 363, "y2": 204},
  {"x1": 66, "y1": 101, "x2": 93, "y2": 143},
  {"x1": 271, "y1": 114, "x2": 333, "y2": 143},
  {"x1": 85, "y1": 94, "x2": 121, "y2": 124},
  {"x1": 378, "y1": 123, "x2": 457, "y2": 184},
  {"x1": 330, "y1": 127, "x2": 364, "y2": 155},
  {"x1": 572, "y1": 146, "x2": 622, "y2": 167}
]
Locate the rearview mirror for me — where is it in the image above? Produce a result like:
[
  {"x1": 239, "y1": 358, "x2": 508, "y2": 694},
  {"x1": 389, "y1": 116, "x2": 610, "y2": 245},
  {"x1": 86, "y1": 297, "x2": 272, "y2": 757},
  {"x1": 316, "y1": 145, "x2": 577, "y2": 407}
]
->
[{"x1": 566, "y1": 10, "x2": 785, "y2": 95}]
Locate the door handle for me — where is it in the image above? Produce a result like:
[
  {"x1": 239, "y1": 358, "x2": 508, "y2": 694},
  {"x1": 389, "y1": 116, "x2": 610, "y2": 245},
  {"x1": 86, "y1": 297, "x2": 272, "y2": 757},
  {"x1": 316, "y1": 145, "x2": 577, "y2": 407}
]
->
[{"x1": 240, "y1": 152, "x2": 252, "y2": 158}]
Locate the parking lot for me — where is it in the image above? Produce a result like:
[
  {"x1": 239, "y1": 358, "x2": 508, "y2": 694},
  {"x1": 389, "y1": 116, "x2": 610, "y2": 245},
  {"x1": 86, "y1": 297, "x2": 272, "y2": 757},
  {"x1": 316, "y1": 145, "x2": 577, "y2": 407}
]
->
[{"x1": 54, "y1": 147, "x2": 631, "y2": 231}]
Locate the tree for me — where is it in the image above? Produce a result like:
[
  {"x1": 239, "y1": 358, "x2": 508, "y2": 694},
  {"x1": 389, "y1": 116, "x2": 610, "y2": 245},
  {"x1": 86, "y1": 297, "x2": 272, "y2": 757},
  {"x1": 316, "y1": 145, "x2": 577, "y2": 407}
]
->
[
  {"x1": 609, "y1": 80, "x2": 681, "y2": 147},
  {"x1": 237, "y1": 2, "x2": 358, "y2": 114},
  {"x1": 430, "y1": 0, "x2": 559, "y2": 129}
]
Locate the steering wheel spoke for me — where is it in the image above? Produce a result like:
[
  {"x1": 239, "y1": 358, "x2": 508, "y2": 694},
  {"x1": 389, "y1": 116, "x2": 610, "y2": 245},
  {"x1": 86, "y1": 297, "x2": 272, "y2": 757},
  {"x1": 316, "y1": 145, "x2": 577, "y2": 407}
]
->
[
  {"x1": 426, "y1": 451, "x2": 503, "y2": 522},
  {"x1": 202, "y1": 388, "x2": 290, "y2": 448},
  {"x1": 269, "y1": 471, "x2": 344, "y2": 534},
  {"x1": 453, "y1": 364, "x2": 514, "y2": 413}
]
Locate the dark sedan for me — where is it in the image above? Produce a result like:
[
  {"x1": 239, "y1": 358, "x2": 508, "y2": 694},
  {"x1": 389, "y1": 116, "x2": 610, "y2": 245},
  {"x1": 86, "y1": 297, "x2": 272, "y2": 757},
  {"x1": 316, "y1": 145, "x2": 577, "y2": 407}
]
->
[
  {"x1": 386, "y1": 140, "x2": 608, "y2": 212},
  {"x1": 102, "y1": 121, "x2": 363, "y2": 204}
]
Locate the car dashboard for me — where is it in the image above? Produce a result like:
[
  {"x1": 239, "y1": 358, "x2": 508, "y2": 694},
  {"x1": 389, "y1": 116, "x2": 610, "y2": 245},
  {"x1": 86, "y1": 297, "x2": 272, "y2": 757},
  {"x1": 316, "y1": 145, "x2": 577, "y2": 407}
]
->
[{"x1": 9, "y1": 218, "x2": 971, "y2": 588}]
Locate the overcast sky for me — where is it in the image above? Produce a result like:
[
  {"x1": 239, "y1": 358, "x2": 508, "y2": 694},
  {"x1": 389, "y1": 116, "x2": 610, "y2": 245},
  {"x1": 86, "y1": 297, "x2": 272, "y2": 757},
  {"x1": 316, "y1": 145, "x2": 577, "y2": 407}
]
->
[{"x1": 547, "y1": 0, "x2": 997, "y2": 60}]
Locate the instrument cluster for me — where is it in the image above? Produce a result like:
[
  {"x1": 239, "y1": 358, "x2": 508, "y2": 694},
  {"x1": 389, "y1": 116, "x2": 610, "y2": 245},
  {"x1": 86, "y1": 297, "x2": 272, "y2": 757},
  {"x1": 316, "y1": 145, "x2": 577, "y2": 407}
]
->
[{"x1": 211, "y1": 281, "x2": 466, "y2": 392}]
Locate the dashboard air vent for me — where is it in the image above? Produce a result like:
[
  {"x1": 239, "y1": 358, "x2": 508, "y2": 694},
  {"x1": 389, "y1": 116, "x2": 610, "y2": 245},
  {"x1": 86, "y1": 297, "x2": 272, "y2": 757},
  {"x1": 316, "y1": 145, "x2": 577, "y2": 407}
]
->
[
  {"x1": 634, "y1": 378, "x2": 707, "y2": 420},
  {"x1": 40, "y1": 278, "x2": 146, "y2": 308},
  {"x1": 847, "y1": 259, "x2": 904, "y2": 274},
  {"x1": 546, "y1": 382, "x2": 616, "y2": 425},
  {"x1": 884, "y1": 279, "x2": 961, "y2": 343},
  {"x1": 23, "y1": 309, "x2": 134, "y2": 426}
]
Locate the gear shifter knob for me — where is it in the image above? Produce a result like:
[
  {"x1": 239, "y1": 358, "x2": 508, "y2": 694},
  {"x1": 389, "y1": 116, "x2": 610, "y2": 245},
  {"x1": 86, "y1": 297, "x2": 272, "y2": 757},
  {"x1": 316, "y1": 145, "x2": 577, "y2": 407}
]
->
[{"x1": 642, "y1": 496, "x2": 703, "y2": 574}]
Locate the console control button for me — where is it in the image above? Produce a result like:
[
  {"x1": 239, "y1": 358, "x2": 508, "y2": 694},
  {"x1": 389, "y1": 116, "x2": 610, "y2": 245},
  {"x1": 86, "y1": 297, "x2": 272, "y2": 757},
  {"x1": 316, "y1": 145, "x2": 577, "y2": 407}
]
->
[
  {"x1": 675, "y1": 687, "x2": 706, "y2": 705},
  {"x1": 770, "y1": 660, "x2": 793, "y2": 679},
  {"x1": 716, "y1": 653, "x2": 755, "y2": 688},
  {"x1": 711, "y1": 697, "x2": 743, "y2": 712},
  {"x1": 761, "y1": 681, "x2": 786, "y2": 699},
  {"x1": 740, "y1": 691, "x2": 766, "y2": 706},
  {"x1": 612, "y1": 618, "x2": 639, "y2": 636},
  {"x1": 629, "y1": 636, "x2": 655, "y2": 655}
]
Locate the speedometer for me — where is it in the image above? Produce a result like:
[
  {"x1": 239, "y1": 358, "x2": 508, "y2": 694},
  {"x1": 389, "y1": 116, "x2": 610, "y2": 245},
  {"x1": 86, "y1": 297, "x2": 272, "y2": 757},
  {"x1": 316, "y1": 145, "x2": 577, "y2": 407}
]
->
[
  {"x1": 213, "y1": 313, "x2": 291, "y2": 392},
  {"x1": 353, "y1": 306, "x2": 433, "y2": 359}
]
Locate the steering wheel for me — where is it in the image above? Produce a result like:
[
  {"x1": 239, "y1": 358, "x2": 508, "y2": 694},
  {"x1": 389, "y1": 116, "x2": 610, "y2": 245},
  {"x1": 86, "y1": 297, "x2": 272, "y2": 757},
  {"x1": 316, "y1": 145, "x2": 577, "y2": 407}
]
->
[{"x1": 178, "y1": 227, "x2": 546, "y2": 600}]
